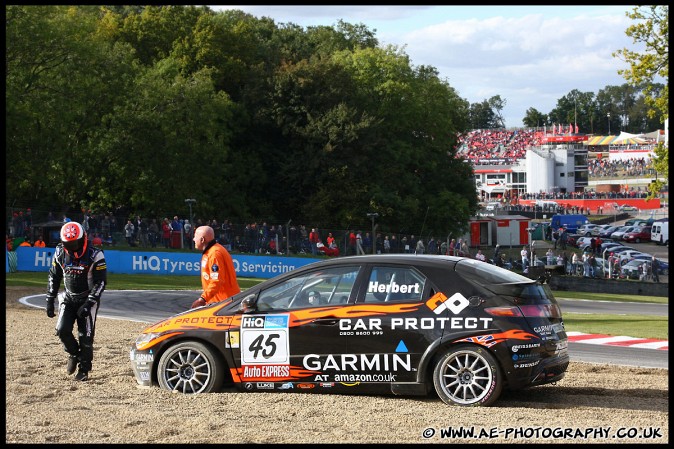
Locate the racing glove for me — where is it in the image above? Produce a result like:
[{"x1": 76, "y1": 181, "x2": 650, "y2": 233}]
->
[
  {"x1": 191, "y1": 297, "x2": 207, "y2": 309},
  {"x1": 46, "y1": 296, "x2": 56, "y2": 318},
  {"x1": 77, "y1": 299, "x2": 96, "y2": 318}
]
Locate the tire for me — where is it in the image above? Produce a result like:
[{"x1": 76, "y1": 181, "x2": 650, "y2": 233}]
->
[
  {"x1": 432, "y1": 344, "x2": 502, "y2": 406},
  {"x1": 157, "y1": 341, "x2": 224, "y2": 394},
  {"x1": 635, "y1": 238, "x2": 640, "y2": 243}
]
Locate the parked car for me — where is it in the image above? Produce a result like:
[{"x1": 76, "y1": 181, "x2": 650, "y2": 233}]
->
[
  {"x1": 613, "y1": 249, "x2": 644, "y2": 265},
  {"x1": 598, "y1": 226, "x2": 620, "y2": 239},
  {"x1": 575, "y1": 236, "x2": 593, "y2": 249},
  {"x1": 129, "y1": 255, "x2": 569, "y2": 406},
  {"x1": 628, "y1": 255, "x2": 669, "y2": 275},
  {"x1": 622, "y1": 226, "x2": 652, "y2": 243},
  {"x1": 610, "y1": 226, "x2": 636, "y2": 240},
  {"x1": 621, "y1": 259, "x2": 668, "y2": 279},
  {"x1": 619, "y1": 204, "x2": 639, "y2": 212},
  {"x1": 577, "y1": 224, "x2": 600, "y2": 236},
  {"x1": 591, "y1": 224, "x2": 613, "y2": 236},
  {"x1": 599, "y1": 241, "x2": 623, "y2": 251}
]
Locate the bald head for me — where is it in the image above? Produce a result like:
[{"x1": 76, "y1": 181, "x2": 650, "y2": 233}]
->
[{"x1": 193, "y1": 225, "x2": 215, "y2": 250}]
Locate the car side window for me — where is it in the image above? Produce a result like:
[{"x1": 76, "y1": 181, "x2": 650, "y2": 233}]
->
[
  {"x1": 256, "y1": 266, "x2": 361, "y2": 311},
  {"x1": 364, "y1": 266, "x2": 427, "y2": 303}
]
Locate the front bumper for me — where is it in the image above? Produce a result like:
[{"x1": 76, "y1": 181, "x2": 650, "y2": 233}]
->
[{"x1": 129, "y1": 346, "x2": 155, "y2": 387}]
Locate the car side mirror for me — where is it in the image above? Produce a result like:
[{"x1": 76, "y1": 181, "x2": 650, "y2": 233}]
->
[{"x1": 240, "y1": 294, "x2": 257, "y2": 313}]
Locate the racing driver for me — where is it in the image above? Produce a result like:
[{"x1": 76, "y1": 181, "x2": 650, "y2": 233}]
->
[{"x1": 45, "y1": 221, "x2": 107, "y2": 381}]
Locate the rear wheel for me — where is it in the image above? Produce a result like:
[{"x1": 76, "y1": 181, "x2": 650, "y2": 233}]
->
[
  {"x1": 433, "y1": 344, "x2": 502, "y2": 406},
  {"x1": 157, "y1": 341, "x2": 224, "y2": 394}
]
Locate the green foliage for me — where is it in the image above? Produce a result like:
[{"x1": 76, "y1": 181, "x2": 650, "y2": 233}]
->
[
  {"x1": 613, "y1": 5, "x2": 668, "y2": 122},
  {"x1": 5, "y1": 5, "x2": 665, "y2": 236}
]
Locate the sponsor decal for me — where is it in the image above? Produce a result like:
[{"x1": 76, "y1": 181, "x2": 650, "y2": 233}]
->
[
  {"x1": 455, "y1": 329, "x2": 538, "y2": 348},
  {"x1": 303, "y1": 353, "x2": 412, "y2": 372},
  {"x1": 339, "y1": 382, "x2": 361, "y2": 387},
  {"x1": 256, "y1": 382, "x2": 275, "y2": 390},
  {"x1": 426, "y1": 292, "x2": 470, "y2": 315},
  {"x1": 139, "y1": 371, "x2": 150, "y2": 381},
  {"x1": 338, "y1": 315, "x2": 492, "y2": 334},
  {"x1": 133, "y1": 352, "x2": 154, "y2": 362},
  {"x1": 297, "y1": 383, "x2": 315, "y2": 389},
  {"x1": 554, "y1": 340, "x2": 568, "y2": 355},
  {"x1": 241, "y1": 315, "x2": 290, "y2": 365},
  {"x1": 242, "y1": 364, "x2": 291, "y2": 379},
  {"x1": 241, "y1": 315, "x2": 288, "y2": 329},
  {"x1": 512, "y1": 353, "x2": 539, "y2": 361},
  {"x1": 212, "y1": 264, "x2": 219, "y2": 272},
  {"x1": 334, "y1": 373, "x2": 397, "y2": 382},
  {"x1": 226, "y1": 331, "x2": 240, "y2": 348},
  {"x1": 513, "y1": 360, "x2": 540, "y2": 369},
  {"x1": 212, "y1": 272, "x2": 219, "y2": 280},
  {"x1": 278, "y1": 382, "x2": 294, "y2": 390},
  {"x1": 244, "y1": 382, "x2": 253, "y2": 390},
  {"x1": 203, "y1": 273, "x2": 210, "y2": 281},
  {"x1": 367, "y1": 281, "x2": 421, "y2": 295},
  {"x1": 319, "y1": 382, "x2": 335, "y2": 388},
  {"x1": 511, "y1": 343, "x2": 541, "y2": 352},
  {"x1": 535, "y1": 322, "x2": 565, "y2": 335}
]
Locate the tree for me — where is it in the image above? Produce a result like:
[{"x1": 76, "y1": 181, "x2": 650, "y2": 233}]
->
[
  {"x1": 487, "y1": 95, "x2": 507, "y2": 128},
  {"x1": 613, "y1": 5, "x2": 668, "y2": 198},
  {"x1": 522, "y1": 107, "x2": 547, "y2": 128}
]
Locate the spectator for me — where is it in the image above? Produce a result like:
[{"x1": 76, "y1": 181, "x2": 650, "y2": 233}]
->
[
  {"x1": 161, "y1": 218, "x2": 171, "y2": 248},
  {"x1": 383, "y1": 235, "x2": 391, "y2": 253},
  {"x1": 34, "y1": 235, "x2": 46, "y2": 248},
  {"x1": 19, "y1": 237, "x2": 32, "y2": 247},
  {"x1": 148, "y1": 218, "x2": 159, "y2": 248},
  {"x1": 520, "y1": 246, "x2": 529, "y2": 273},
  {"x1": 475, "y1": 249, "x2": 486, "y2": 262},
  {"x1": 91, "y1": 233, "x2": 103, "y2": 246},
  {"x1": 170, "y1": 216, "x2": 183, "y2": 249},
  {"x1": 426, "y1": 237, "x2": 436, "y2": 255},
  {"x1": 309, "y1": 228, "x2": 320, "y2": 255},
  {"x1": 415, "y1": 238, "x2": 425, "y2": 254},
  {"x1": 356, "y1": 231, "x2": 365, "y2": 255},
  {"x1": 139, "y1": 218, "x2": 149, "y2": 248},
  {"x1": 546, "y1": 248, "x2": 554, "y2": 266},
  {"x1": 651, "y1": 257, "x2": 660, "y2": 283},
  {"x1": 124, "y1": 220, "x2": 135, "y2": 246},
  {"x1": 183, "y1": 219, "x2": 193, "y2": 250}
]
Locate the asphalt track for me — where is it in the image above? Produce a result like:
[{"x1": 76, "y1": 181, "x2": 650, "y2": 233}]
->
[{"x1": 20, "y1": 291, "x2": 668, "y2": 370}]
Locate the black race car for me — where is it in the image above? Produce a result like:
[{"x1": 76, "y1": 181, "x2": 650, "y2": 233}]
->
[{"x1": 130, "y1": 254, "x2": 569, "y2": 406}]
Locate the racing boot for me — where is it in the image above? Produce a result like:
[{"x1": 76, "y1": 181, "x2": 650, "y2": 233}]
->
[
  {"x1": 66, "y1": 355, "x2": 79, "y2": 375},
  {"x1": 74, "y1": 369, "x2": 89, "y2": 381}
]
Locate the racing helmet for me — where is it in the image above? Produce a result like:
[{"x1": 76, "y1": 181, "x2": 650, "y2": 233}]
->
[
  {"x1": 306, "y1": 290, "x2": 321, "y2": 305},
  {"x1": 60, "y1": 222, "x2": 88, "y2": 258}
]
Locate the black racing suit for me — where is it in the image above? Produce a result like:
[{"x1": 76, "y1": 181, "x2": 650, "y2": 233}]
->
[{"x1": 47, "y1": 243, "x2": 107, "y2": 372}]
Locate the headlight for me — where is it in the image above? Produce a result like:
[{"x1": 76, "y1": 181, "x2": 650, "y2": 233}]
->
[{"x1": 135, "y1": 332, "x2": 161, "y2": 349}]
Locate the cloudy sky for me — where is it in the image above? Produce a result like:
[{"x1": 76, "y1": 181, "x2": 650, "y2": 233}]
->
[{"x1": 209, "y1": 5, "x2": 644, "y2": 128}]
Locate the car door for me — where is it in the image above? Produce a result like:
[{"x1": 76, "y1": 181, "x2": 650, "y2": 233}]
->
[
  {"x1": 231, "y1": 265, "x2": 363, "y2": 386},
  {"x1": 340, "y1": 263, "x2": 441, "y2": 384}
]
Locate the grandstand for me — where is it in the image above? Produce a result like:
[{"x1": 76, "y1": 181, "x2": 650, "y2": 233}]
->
[{"x1": 457, "y1": 125, "x2": 664, "y2": 210}]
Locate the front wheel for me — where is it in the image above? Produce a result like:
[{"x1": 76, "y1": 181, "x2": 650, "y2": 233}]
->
[
  {"x1": 157, "y1": 341, "x2": 224, "y2": 394},
  {"x1": 433, "y1": 344, "x2": 502, "y2": 406}
]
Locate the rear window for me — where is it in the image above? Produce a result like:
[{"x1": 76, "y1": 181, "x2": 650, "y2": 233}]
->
[
  {"x1": 455, "y1": 258, "x2": 532, "y2": 284},
  {"x1": 455, "y1": 259, "x2": 555, "y2": 304}
]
